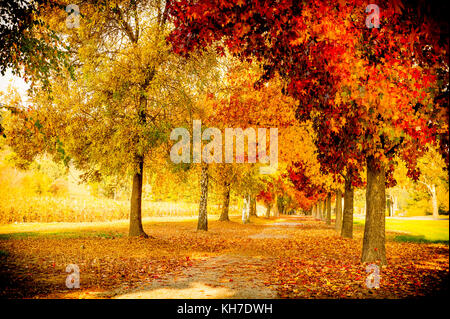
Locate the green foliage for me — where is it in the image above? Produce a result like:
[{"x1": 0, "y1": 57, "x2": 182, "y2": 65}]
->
[
  {"x1": 393, "y1": 235, "x2": 448, "y2": 245},
  {"x1": 31, "y1": 154, "x2": 67, "y2": 180},
  {"x1": 0, "y1": 0, "x2": 73, "y2": 90},
  {"x1": 88, "y1": 175, "x2": 129, "y2": 200},
  {"x1": 0, "y1": 230, "x2": 124, "y2": 240}
]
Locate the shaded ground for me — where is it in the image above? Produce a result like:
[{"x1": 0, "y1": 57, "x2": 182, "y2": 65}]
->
[{"x1": 0, "y1": 215, "x2": 448, "y2": 299}]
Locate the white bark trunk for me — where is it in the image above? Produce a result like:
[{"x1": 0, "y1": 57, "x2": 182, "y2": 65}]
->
[
  {"x1": 431, "y1": 184, "x2": 439, "y2": 219},
  {"x1": 242, "y1": 195, "x2": 250, "y2": 224}
]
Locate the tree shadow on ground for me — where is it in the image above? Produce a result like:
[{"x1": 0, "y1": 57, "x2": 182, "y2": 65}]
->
[
  {"x1": 0, "y1": 254, "x2": 66, "y2": 298},
  {"x1": 393, "y1": 234, "x2": 449, "y2": 245}
]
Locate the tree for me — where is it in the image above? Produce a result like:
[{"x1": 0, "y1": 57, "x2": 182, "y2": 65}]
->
[
  {"x1": 335, "y1": 189, "x2": 343, "y2": 232},
  {"x1": 167, "y1": 0, "x2": 448, "y2": 265},
  {"x1": 326, "y1": 192, "x2": 331, "y2": 225},
  {"x1": 416, "y1": 147, "x2": 448, "y2": 219},
  {"x1": 197, "y1": 162, "x2": 209, "y2": 230},
  {"x1": 216, "y1": 164, "x2": 233, "y2": 221},
  {"x1": 286, "y1": 160, "x2": 331, "y2": 221},
  {"x1": 5, "y1": 0, "x2": 220, "y2": 237},
  {"x1": 249, "y1": 195, "x2": 257, "y2": 216},
  {"x1": 257, "y1": 188, "x2": 274, "y2": 218},
  {"x1": 241, "y1": 194, "x2": 250, "y2": 224},
  {"x1": 0, "y1": 0, "x2": 74, "y2": 90},
  {"x1": 206, "y1": 61, "x2": 312, "y2": 222}
]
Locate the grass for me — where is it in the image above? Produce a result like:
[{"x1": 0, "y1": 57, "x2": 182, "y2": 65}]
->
[
  {"x1": 353, "y1": 216, "x2": 449, "y2": 244},
  {"x1": 0, "y1": 216, "x2": 199, "y2": 235},
  {"x1": 0, "y1": 230, "x2": 125, "y2": 240},
  {"x1": 392, "y1": 235, "x2": 449, "y2": 245},
  {"x1": 0, "y1": 214, "x2": 448, "y2": 244},
  {"x1": 0, "y1": 215, "x2": 246, "y2": 239}
]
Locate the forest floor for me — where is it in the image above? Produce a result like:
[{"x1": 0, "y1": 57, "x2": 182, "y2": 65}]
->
[{"x1": 0, "y1": 215, "x2": 448, "y2": 299}]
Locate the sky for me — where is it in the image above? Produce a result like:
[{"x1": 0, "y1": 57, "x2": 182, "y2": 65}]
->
[{"x1": 0, "y1": 69, "x2": 30, "y2": 105}]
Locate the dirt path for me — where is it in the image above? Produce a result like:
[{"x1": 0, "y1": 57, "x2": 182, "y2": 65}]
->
[
  {"x1": 98, "y1": 217, "x2": 308, "y2": 299},
  {"x1": 94, "y1": 254, "x2": 275, "y2": 299}
]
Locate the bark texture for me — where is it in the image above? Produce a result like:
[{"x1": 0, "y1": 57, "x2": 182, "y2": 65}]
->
[
  {"x1": 265, "y1": 204, "x2": 271, "y2": 218},
  {"x1": 219, "y1": 183, "x2": 230, "y2": 221},
  {"x1": 242, "y1": 195, "x2": 250, "y2": 224},
  {"x1": 326, "y1": 192, "x2": 331, "y2": 225},
  {"x1": 431, "y1": 184, "x2": 439, "y2": 219},
  {"x1": 361, "y1": 156, "x2": 387, "y2": 265},
  {"x1": 129, "y1": 156, "x2": 148, "y2": 237},
  {"x1": 250, "y1": 196, "x2": 257, "y2": 216},
  {"x1": 272, "y1": 196, "x2": 279, "y2": 217},
  {"x1": 318, "y1": 201, "x2": 322, "y2": 219},
  {"x1": 197, "y1": 163, "x2": 209, "y2": 231},
  {"x1": 335, "y1": 190, "x2": 343, "y2": 232},
  {"x1": 341, "y1": 177, "x2": 354, "y2": 238},
  {"x1": 322, "y1": 200, "x2": 326, "y2": 220}
]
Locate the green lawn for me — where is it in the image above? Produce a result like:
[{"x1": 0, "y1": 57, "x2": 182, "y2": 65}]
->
[
  {"x1": 1, "y1": 215, "x2": 447, "y2": 244},
  {"x1": 0, "y1": 230, "x2": 125, "y2": 240},
  {"x1": 354, "y1": 216, "x2": 449, "y2": 244}
]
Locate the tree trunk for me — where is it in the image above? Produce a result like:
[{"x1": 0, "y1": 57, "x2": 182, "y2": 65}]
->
[
  {"x1": 317, "y1": 203, "x2": 320, "y2": 219},
  {"x1": 319, "y1": 201, "x2": 323, "y2": 219},
  {"x1": 387, "y1": 195, "x2": 392, "y2": 217},
  {"x1": 129, "y1": 156, "x2": 148, "y2": 237},
  {"x1": 322, "y1": 200, "x2": 326, "y2": 220},
  {"x1": 341, "y1": 177, "x2": 354, "y2": 238},
  {"x1": 431, "y1": 184, "x2": 439, "y2": 219},
  {"x1": 271, "y1": 196, "x2": 278, "y2": 217},
  {"x1": 361, "y1": 156, "x2": 387, "y2": 265},
  {"x1": 242, "y1": 195, "x2": 250, "y2": 224},
  {"x1": 318, "y1": 201, "x2": 321, "y2": 219},
  {"x1": 316, "y1": 202, "x2": 319, "y2": 218},
  {"x1": 250, "y1": 196, "x2": 257, "y2": 216},
  {"x1": 129, "y1": 92, "x2": 150, "y2": 238},
  {"x1": 265, "y1": 203, "x2": 271, "y2": 218},
  {"x1": 392, "y1": 195, "x2": 398, "y2": 216},
  {"x1": 276, "y1": 196, "x2": 285, "y2": 216},
  {"x1": 335, "y1": 190, "x2": 343, "y2": 232},
  {"x1": 219, "y1": 183, "x2": 230, "y2": 221},
  {"x1": 197, "y1": 163, "x2": 209, "y2": 231},
  {"x1": 326, "y1": 192, "x2": 331, "y2": 225}
]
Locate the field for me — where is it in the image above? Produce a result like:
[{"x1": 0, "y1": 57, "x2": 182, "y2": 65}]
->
[{"x1": 0, "y1": 195, "x2": 226, "y2": 224}]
